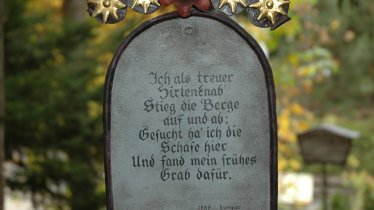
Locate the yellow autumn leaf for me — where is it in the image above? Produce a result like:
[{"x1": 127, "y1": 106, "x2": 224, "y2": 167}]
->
[{"x1": 291, "y1": 103, "x2": 304, "y2": 116}]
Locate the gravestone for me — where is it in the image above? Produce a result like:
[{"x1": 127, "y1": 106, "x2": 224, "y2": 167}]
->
[{"x1": 104, "y1": 11, "x2": 277, "y2": 210}]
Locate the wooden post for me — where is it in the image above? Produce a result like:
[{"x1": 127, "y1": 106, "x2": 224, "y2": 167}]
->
[{"x1": 322, "y1": 163, "x2": 328, "y2": 210}]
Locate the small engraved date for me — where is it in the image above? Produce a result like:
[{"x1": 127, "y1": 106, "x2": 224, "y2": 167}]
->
[
  {"x1": 198, "y1": 204, "x2": 241, "y2": 210},
  {"x1": 199, "y1": 205, "x2": 211, "y2": 210}
]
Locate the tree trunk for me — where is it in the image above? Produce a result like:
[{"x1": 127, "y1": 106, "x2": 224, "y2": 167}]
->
[
  {"x1": 63, "y1": 0, "x2": 86, "y2": 22},
  {"x1": 0, "y1": 0, "x2": 5, "y2": 209}
]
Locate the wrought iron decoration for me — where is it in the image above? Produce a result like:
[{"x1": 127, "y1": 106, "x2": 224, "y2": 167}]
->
[{"x1": 87, "y1": 0, "x2": 290, "y2": 29}]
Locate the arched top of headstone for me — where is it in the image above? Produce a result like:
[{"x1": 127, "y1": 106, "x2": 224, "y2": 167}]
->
[{"x1": 106, "y1": 11, "x2": 275, "y2": 84}]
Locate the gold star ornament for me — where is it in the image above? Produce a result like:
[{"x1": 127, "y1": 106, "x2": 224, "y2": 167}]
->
[
  {"x1": 87, "y1": 0, "x2": 126, "y2": 23},
  {"x1": 131, "y1": 0, "x2": 160, "y2": 13},
  {"x1": 249, "y1": 0, "x2": 290, "y2": 25},
  {"x1": 218, "y1": 0, "x2": 248, "y2": 13}
]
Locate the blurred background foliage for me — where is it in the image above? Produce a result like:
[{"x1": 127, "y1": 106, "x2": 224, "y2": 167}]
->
[{"x1": 2, "y1": 0, "x2": 374, "y2": 209}]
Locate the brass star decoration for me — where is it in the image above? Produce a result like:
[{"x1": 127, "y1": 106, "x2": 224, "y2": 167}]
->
[
  {"x1": 87, "y1": 0, "x2": 126, "y2": 23},
  {"x1": 131, "y1": 0, "x2": 160, "y2": 13},
  {"x1": 249, "y1": 0, "x2": 290, "y2": 25},
  {"x1": 218, "y1": 0, "x2": 248, "y2": 13}
]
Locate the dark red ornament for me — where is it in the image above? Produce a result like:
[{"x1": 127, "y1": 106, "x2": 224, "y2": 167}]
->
[{"x1": 160, "y1": 0, "x2": 212, "y2": 17}]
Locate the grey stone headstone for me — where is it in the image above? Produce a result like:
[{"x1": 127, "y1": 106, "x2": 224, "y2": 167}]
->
[{"x1": 104, "y1": 11, "x2": 277, "y2": 210}]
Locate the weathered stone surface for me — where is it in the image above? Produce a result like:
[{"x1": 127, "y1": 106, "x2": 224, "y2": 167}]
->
[{"x1": 105, "y1": 12, "x2": 277, "y2": 210}]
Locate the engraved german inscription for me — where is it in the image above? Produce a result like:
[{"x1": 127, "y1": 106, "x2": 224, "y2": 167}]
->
[{"x1": 107, "y1": 15, "x2": 275, "y2": 209}]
